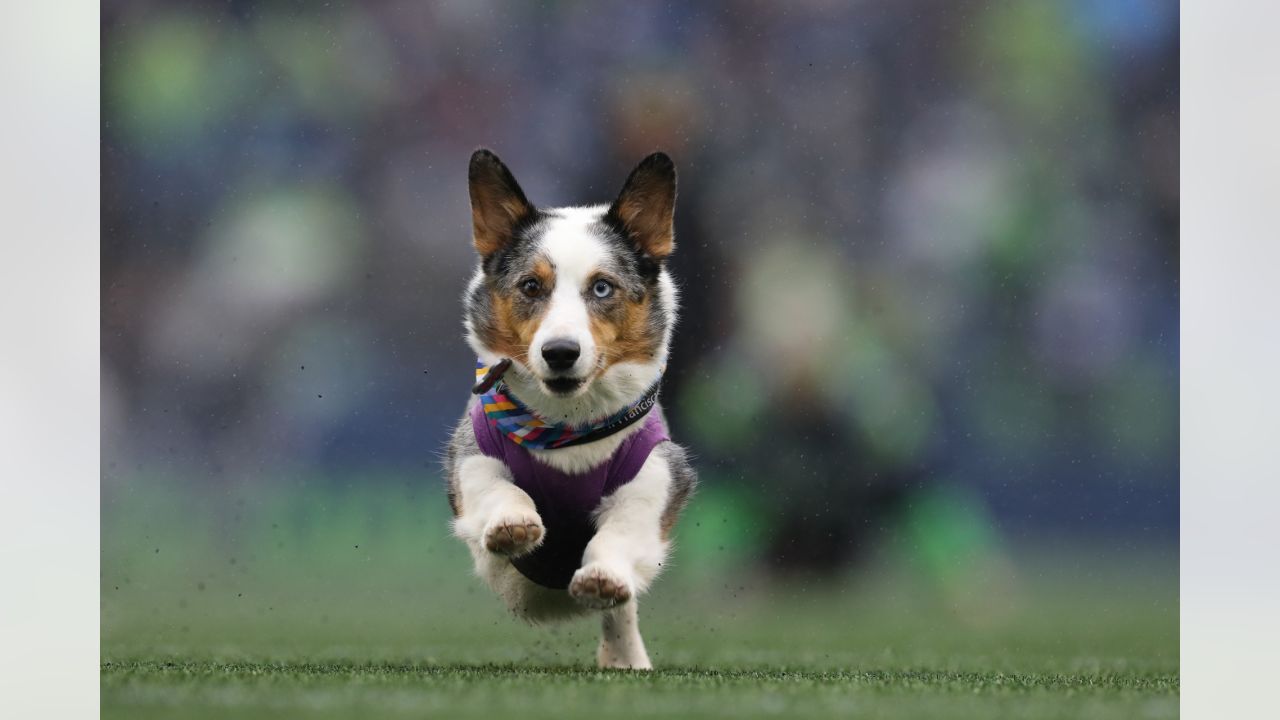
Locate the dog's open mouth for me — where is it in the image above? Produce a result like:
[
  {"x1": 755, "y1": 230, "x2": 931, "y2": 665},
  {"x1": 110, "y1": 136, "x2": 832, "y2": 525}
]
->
[{"x1": 543, "y1": 376, "x2": 584, "y2": 395}]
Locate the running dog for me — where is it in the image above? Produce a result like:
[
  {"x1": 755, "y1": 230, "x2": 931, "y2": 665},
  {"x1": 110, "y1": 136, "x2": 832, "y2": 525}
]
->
[{"x1": 444, "y1": 149, "x2": 697, "y2": 669}]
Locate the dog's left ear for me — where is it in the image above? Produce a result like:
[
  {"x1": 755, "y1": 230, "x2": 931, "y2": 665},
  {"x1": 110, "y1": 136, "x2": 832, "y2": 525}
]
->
[
  {"x1": 607, "y1": 152, "x2": 677, "y2": 260},
  {"x1": 469, "y1": 149, "x2": 535, "y2": 259}
]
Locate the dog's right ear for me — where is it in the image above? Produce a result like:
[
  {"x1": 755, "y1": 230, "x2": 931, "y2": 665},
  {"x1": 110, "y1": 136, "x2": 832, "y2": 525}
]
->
[
  {"x1": 607, "y1": 152, "x2": 677, "y2": 261},
  {"x1": 469, "y1": 149, "x2": 534, "y2": 258}
]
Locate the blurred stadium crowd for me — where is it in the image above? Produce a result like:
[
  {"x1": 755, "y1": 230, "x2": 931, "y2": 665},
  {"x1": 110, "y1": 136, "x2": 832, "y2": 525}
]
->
[{"x1": 102, "y1": 1, "x2": 1178, "y2": 570}]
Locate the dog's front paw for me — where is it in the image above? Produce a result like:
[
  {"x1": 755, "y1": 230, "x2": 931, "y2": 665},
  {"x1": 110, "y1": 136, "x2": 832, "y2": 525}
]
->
[
  {"x1": 483, "y1": 513, "x2": 544, "y2": 557},
  {"x1": 569, "y1": 563, "x2": 633, "y2": 609}
]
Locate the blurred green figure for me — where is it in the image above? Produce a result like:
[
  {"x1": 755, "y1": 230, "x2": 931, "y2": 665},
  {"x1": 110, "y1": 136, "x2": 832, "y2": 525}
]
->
[{"x1": 680, "y1": 239, "x2": 1002, "y2": 593}]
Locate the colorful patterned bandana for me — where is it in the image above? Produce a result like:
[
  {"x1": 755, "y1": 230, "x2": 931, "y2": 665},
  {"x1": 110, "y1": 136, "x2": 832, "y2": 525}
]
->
[{"x1": 473, "y1": 361, "x2": 662, "y2": 450}]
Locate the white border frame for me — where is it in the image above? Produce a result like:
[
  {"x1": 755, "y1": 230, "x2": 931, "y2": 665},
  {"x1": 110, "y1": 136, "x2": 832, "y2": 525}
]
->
[
  {"x1": 1182, "y1": 1, "x2": 1280, "y2": 717},
  {"x1": 5, "y1": 1, "x2": 1280, "y2": 717},
  {"x1": 0, "y1": 3, "x2": 101, "y2": 718}
]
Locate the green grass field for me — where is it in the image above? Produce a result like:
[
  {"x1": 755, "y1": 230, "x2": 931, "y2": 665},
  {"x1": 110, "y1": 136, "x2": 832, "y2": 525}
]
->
[{"x1": 102, "y1": 477, "x2": 1178, "y2": 718}]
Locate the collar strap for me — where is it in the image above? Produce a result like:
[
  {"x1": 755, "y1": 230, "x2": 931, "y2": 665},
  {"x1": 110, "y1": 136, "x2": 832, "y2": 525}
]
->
[
  {"x1": 547, "y1": 381, "x2": 661, "y2": 448},
  {"x1": 471, "y1": 358, "x2": 511, "y2": 395},
  {"x1": 473, "y1": 360, "x2": 662, "y2": 450}
]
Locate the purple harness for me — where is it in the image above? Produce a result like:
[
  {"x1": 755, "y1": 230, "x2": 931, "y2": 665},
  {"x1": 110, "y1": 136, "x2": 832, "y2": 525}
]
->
[{"x1": 470, "y1": 400, "x2": 670, "y2": 589}]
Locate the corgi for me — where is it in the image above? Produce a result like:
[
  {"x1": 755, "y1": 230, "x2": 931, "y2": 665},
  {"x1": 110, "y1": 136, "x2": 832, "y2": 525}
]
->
[{"x1": 444, "y1": 149, "x2": 697, "y2": 670}]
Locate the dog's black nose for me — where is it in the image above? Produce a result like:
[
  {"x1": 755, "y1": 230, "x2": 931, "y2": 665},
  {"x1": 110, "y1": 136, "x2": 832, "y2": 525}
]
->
[{"x1": 541, "y1": 339, "x2": 580, "y2": 372}]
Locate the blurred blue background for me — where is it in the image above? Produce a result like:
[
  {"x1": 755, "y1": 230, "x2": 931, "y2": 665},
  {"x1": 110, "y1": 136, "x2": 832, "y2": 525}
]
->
[{"x1": 101, "y1": 0, "x2": 1178, "y2": 584}]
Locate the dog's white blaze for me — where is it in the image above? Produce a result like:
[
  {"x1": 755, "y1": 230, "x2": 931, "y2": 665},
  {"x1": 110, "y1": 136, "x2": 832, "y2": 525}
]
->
[{"x1": 530, "y1": 206, "x2": 611, "y2": 378}]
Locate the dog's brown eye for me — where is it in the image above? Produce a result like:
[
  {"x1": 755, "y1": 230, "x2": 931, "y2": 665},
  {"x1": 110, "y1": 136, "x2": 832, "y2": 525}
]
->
[{"x1": 520, "y1": 278, "x2": 542, "y2": 297}]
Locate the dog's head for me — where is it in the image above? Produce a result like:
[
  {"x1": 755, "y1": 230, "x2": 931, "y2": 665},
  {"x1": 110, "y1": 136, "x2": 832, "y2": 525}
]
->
[{"x1": 463, "y1": 149, "x2": 678, "y2": 414}]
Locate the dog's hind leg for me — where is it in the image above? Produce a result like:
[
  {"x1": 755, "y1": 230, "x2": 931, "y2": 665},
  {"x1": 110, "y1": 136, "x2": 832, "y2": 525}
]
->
[{"x1": 598, "y1": 601, "x2": 651, "y2": 670}]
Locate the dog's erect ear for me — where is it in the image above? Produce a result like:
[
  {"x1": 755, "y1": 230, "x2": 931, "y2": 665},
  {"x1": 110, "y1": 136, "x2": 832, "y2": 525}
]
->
[
  {"x1": 469, "y1": 149, "x2": 535, "y2": 258},
  {"x1": 607, "y1": 152, "x2": 677, "y2": 260}
]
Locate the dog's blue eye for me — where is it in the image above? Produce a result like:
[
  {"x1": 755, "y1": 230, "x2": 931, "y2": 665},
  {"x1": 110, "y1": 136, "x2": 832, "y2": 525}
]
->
[{"x1": 592, "y1": 279, "x2": 614, "y2": 299}]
